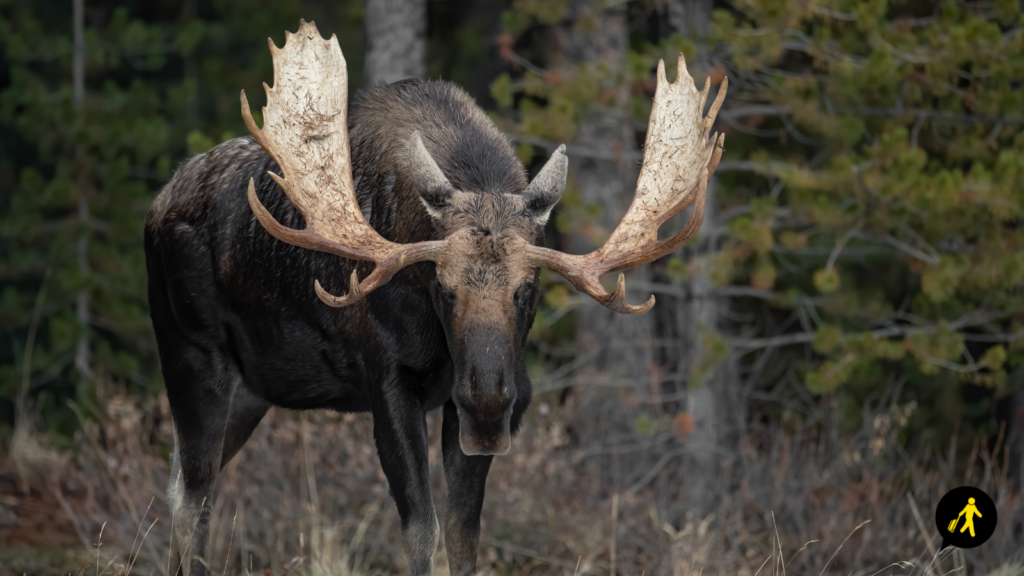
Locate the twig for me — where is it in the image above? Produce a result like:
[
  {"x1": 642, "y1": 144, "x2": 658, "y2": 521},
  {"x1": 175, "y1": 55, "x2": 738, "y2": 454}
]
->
[
  {"x1": 907, "y1": 492, "x2": 938, "y2": 558},
  {"x1": 347, "y1": 488, "x2": 387, "y2": 569},
  {"x1": 753, "y1": 555, "x2": 772, "y2": 576},
  {"x1": 815, "y1": 6, "x2": 857, "y2": 20},
  {"x1": 818, "y1": 520, "x2": 870, "y2": 576},
  {"x1": 96, "y1": 521, "x2": 107, "y2": 576},
  {"x1": 128, "y1": 518, "x2": 159, "y2": 576},
  {"x1": 961, "y1": 328, "x2": 1024, "y2": 343},
  {"x1": 911, "y1": 115, "x2": 926, "y2": 148},
  {"x1": 482, "y1": 538, "x2": 587, "y2": 572},
  {"x1": 729, "y1": 331, "x2": 816, "y2": 350},
  {"x1": 50, "y1": 481, "x2": 92, "y2": 550},
  {"x1": 625, "y1": 447, "x2": 687, "y2": 497},
  {"x1": 609, "y1": 494, "x2": 618, "y2": 576},
  {"x1": 300, "y1": 412, "x2": 321, "y2": 557},
  {"x1": 17, "y1": 268, "x2": 51, "y2": 418},
  {"x1": 65, "y1": 400, "x2": 143, "y2": 526},
  {"x1": 125, "y1": 498, "x2": 155, "y2": 575},
  {"x1": 730, "y1": 308, "x2": 1015, "y2": 351},
  {"x1": 786, "y1": 540, "x2": 819, "y2": 566},
  {"x1": 878, "y1": 233, "x2": 940, "y2": 264},
  {"x1": 772, "y1": 511, "x2": 785, "y2": 576},
  {"x1": 825, "y1": 225, "x2": 861, "y2": 273},
  {"x1": 222, "y1": 510, "x2": 237, "y2": 576}
]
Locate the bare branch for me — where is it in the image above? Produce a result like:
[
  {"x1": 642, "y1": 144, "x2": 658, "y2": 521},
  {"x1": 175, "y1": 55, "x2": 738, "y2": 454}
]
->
[
  {"x1": 730, "y1": 331, "x2": 816, "y2": 350},
  {"x1": 815, "y1": 7, "x2": 858, "y2": 21},
  {"x1": 878, "y1": 230, "x2": 940, "y2": 264},
  {"x1": 825, "y1": 225, "x2": 861, "y2": 272},
  {"x1": 510, "y1": 133, "x2": 641, "y2": 161},
  {"x1": 718, "y1": 104, "x2": 790, "y2": 121},
  {"x1": 916, "y1": 352, "x2": 979, "y2": 374},
  {"x1": 962, "y1": 329, "x2": 1024, "y2": 343},
  {"x1": 729, "y1": 309, "x2": 1017, "y2": 351}
]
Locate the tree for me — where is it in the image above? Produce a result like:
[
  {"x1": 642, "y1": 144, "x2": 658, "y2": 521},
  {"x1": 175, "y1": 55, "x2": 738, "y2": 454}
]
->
[
  {"x1": 1, "y1": 3, "x2": 175, "y2": 435},
  {"x1": 0, "y1": 0, "x2": 365, "y2": 436},
  {"x1": 659, "y1": 0, "x2": 748, "y2": 512},
  {"x1": 706, "y1": 0, "x2": 1024, "y2": 457},
  {"x1": 364, "y1": 0, "x2": 426, "y2": 84},
  {"x1": 493, "y1": 0, "x2": 1024, "y2": 499}
]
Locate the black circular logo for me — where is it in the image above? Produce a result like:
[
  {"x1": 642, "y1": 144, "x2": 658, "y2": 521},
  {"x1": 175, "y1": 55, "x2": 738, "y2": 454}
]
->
[{"x1": 934, "y1": 486, "x2": 997, "y2": 549}]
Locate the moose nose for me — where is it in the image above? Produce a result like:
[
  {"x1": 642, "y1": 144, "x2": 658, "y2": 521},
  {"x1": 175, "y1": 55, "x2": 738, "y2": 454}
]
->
[
  {"x1": 460, "y1": 325, "x2": 514, "y2": 398},
  {"x1": 455, "y1": 324, "x2": 515, "y2": 455}
]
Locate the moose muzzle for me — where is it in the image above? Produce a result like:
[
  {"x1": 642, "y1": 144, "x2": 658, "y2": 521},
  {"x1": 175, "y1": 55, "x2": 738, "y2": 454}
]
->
[{"x1": 452, "y1": 323, "x2": 515, "y2": 456}]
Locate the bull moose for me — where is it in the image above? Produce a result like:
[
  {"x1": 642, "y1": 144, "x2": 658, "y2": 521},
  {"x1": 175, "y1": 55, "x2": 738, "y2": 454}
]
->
[{"x1": 145, "y1": 20, "x2": 726, "y2": 576}]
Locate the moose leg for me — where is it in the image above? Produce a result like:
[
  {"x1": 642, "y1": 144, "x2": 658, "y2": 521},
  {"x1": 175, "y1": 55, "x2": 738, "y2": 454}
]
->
[
  {"x1": 167, "y1": 375, "x2": 268, "y2": 576},
  {"x1": 220, "y1": 384, "x2": 271, "y2": 468},
  {"x1": 370, "y1": 373, "x2": 438, "y2": 576},
  {"x1": 165, "y1": 363, "x2": 232, "y2": 576},
  {"x1": 441, "y1": 400, "x2": 493, "y2": 576}
]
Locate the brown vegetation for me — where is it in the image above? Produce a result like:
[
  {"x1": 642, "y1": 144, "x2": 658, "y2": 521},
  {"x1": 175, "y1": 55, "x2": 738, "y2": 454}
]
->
[{"x1": 2, "y1": 387, "x2": 1022, "y2": 576}]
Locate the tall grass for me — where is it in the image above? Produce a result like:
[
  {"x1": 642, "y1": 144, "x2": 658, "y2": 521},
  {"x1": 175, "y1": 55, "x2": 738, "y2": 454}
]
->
[{"x1": 1, "y1": 388, "x2": 1021, "y2": 576}]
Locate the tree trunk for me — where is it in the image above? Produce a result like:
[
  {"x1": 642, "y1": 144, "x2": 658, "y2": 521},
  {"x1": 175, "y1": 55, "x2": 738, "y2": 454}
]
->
[
  {"x1": 664, "y1": 0, "x2": 745, "y2": 512},
  {"x1": 73, "y1": 0, "x2": 91, "y2": 381},
  {"x1": 1007, "y1": 367, "x2": 1024, "y2": 493},
  {"x1": 679, "y1": 179, "x2": 744, "y2": 510},
  {"x1": 554, "y1": 1, "x2": 652, "y2": 399},
  {"x1": 665, "y1": 0, "x2": 714, "y2": 40},
  {"x1": 363, "y1": 0, "x2": 427, "y2": 85}
]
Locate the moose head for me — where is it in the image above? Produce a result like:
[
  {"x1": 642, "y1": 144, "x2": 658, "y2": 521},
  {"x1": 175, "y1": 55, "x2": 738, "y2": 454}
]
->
[{"x1": 241, "y1": 21, "x2": 726, "y2": 455}]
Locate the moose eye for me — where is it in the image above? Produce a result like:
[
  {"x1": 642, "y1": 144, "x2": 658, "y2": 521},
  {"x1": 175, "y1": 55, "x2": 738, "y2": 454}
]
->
[
  {"x1": 435, "y1": 279, "x2": 457, "y2": 305},
  {"x1": 513, "y1": 282, "x2": 536, "y2": 306}
]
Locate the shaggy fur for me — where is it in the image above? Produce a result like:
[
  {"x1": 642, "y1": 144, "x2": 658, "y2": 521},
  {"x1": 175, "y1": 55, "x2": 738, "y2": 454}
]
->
[{"x1": 145, "y1": 79, "x2": 565, "y2": 576}]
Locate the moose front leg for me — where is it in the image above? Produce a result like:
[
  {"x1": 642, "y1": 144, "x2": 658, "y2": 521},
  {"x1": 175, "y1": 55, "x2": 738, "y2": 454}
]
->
[
  {"x1": 441, "y1": 400, "x2": 494, "y2": 576},
  {"x1": 370, "y1": 372, "x2": 438, "y2": 576}
]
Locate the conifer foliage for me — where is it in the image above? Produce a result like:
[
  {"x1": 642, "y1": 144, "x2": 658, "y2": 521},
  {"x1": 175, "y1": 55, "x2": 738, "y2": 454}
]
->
[
  {"x1": 0, "y1": 1, "x2": 364, "y2": 435},
  {"x1": 493, "y1": 0, "x2": 1024, "y2": 445}
]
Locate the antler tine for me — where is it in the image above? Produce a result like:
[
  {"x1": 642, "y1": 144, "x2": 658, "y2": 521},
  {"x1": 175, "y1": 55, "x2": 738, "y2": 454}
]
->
[
  {"x1": 315, "y1": 273, "x2": 365, "y2": 308},
  {"x1": 313, "y1": 248, "x2": 429, "y2": 308},
  {"x1": 704, "y1": 82, "x2": 728, "y2": 139},
  {"x1": 242, "y1": 20, "x2": 445, "y2": 308},
  {"x1": 526, "y1": 53, "x2": 727, "y2": 315},
  {"x1": 605, "y1": 273, "x2": 656, "y2": 314}
]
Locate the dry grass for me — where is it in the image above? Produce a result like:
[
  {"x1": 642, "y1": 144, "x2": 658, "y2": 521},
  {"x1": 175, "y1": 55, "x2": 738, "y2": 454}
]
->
[{"x1": 1, "y1": 386, "x2": 1022, "y2": 576}]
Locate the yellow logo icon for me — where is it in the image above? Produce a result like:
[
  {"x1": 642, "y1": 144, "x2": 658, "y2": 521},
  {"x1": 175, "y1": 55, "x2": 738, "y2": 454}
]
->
[
  {"x1": 946, "y1": 497, "x2": 982, "y2": 537},
  {"x1": 935, "y1": 486, "x2": 996, "y2": 549}
]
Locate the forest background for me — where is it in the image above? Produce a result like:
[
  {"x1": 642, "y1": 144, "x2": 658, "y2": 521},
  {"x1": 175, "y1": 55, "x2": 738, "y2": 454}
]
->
[{"x1": 1, "y1": 0, "x2": 1023, "y2": 574}]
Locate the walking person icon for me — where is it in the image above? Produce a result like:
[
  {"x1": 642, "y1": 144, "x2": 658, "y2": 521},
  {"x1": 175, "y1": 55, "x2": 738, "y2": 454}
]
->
[
  {"x1": 935, "y1": 486, "x2": 997, "y2": 549},
  {"x1": 948, "y1": 497, "x2": 982, "y2": 537}
]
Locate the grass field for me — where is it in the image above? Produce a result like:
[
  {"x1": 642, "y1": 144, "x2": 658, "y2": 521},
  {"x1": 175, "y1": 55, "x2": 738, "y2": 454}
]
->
[{"x1": 2, "y1": 390, "x2": 1022, "y2": 576}]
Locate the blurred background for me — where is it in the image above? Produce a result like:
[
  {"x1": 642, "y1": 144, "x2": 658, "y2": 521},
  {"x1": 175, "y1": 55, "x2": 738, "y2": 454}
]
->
[{"x1": 1, "y1": 0, "x2": 1023, "y2": 574}]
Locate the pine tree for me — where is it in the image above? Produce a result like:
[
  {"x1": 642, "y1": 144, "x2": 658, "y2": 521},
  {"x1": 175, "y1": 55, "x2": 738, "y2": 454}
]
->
[
  {"x1": 0, "y1": 0, "x2": 364, "y2": 437},
  {"x1": 491, "y1": 0, "x2": 1024, "y2": 478}
]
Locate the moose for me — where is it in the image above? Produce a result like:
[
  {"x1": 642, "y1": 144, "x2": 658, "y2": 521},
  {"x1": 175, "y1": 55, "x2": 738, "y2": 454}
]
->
[{"x1": 145, "y1": 20, "x2": 726, "y2": 576}]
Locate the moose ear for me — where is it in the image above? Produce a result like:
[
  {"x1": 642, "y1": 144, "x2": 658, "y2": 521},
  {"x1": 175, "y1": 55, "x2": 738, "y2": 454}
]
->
[
  {"x1": 409, "y1": 131, "x2": 455, "y2": 219},
  {"x1": 522, "y1": 145, "x2": 568, "y2": 226}
]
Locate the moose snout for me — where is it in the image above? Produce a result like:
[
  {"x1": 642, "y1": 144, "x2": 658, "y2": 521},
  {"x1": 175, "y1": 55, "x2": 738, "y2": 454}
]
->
[
  {"x1": 454, "y1": 402, "x2": 513, "y2": 456},
  {"x1": 453, "y1": 324, "x2": 516, "y2": 456},
  {"x1": 453, "y1": 368, "x2": 515, "y2": 456}
]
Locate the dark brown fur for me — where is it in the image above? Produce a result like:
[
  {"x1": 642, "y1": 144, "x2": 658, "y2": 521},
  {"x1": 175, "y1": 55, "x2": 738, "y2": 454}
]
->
[{"x1": 145, "y1": 79, "x2": 566, "y2": 576}]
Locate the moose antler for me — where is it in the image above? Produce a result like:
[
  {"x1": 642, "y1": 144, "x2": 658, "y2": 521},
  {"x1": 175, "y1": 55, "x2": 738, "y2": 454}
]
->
[
  {"x1": 242, "y1": 20, "x2": 444, "y2": 307},
  {"x1": 525, "y1": 54, "x2": 727, "y2": 314},
  {"x1": 244, "y1": 23, "x2": 723, "y2": 314}
]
